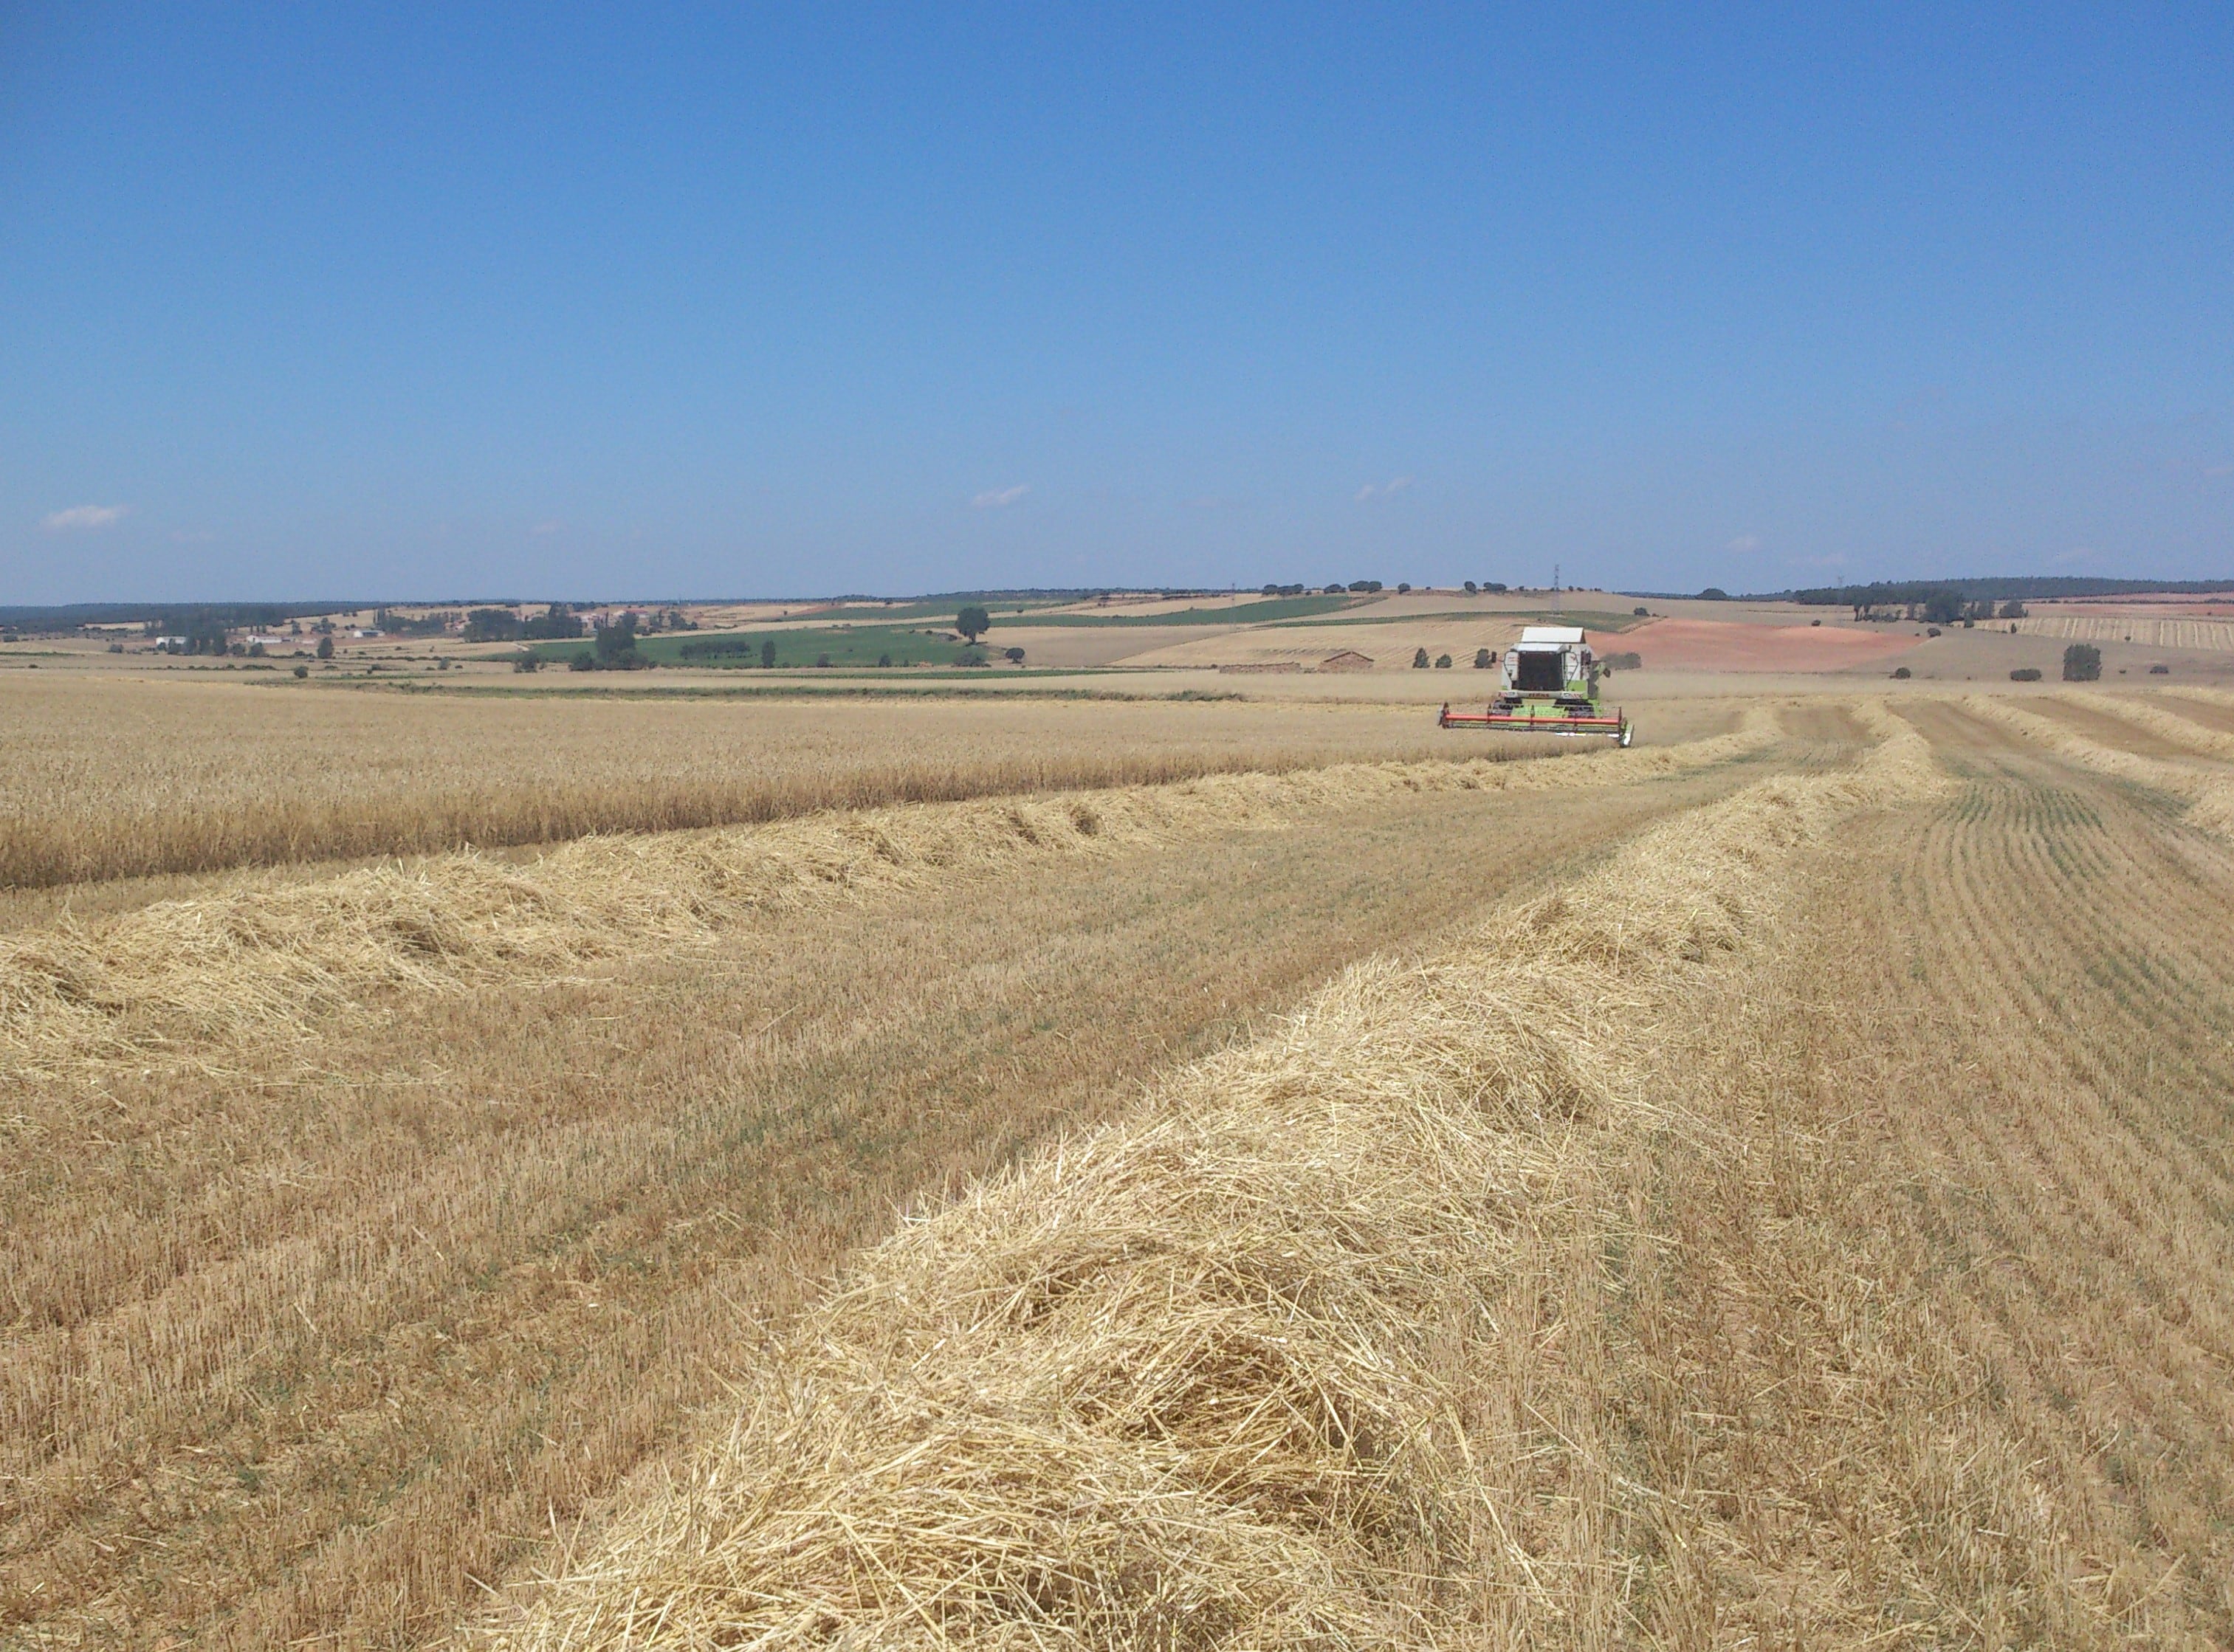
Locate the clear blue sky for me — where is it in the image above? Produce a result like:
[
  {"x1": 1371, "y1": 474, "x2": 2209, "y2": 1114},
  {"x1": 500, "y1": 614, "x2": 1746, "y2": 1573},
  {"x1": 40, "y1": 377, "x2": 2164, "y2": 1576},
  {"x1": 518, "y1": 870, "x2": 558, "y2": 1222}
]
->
[{"x1": 3, "y1": 4, "x2": 2229, "y2": 601}]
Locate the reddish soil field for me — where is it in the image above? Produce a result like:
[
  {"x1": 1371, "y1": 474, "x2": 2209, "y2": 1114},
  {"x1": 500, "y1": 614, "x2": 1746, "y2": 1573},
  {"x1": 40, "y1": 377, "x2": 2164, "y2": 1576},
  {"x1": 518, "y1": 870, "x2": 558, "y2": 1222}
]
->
[{"x1": 1628, "y1": 618, "x2": 1921, "y2": 673}]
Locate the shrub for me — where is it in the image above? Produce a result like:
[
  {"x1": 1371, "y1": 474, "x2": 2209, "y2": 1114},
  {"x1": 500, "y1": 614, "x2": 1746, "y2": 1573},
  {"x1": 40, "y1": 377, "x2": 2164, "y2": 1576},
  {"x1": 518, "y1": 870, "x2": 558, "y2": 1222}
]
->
[
  {"x1": 292, "y1": 664, "x2": 309, "y2": 679},
  {"x1": 877, "y1": 653, "x2": 893, "y2": 667},
  {"x1": 566, "y1": 653, "x2": 595, "y2": 672},
  {"x1": 761, "y1": 638, "x2": 777, "y2": 669},
  {"x1": 1633, "y1": 605, "x2": 1649, "y2": 616},
  {"x1": 1464, "y1": 581, "x2": 1478, "y2": 594},
  {"x1": 2062, "y1": 642, "x2": 2102, "y2": 682},
  {"x1": 1927, "y1": 627, "x2": 1941, "y2": 637},
  {"x1": 1891, "y1": 666, "x2": 1911, "y2": 679},
  {"x1": 2010, "y1": 667, "x2": 2043, "y2": 681},
  {"x1": 1434, "y1": 653, "x2": 1452, "y2": 668},
  {"x1": 1412, "y1": 647, "x2": 1430, "y2": 669},
  {"x1": 2150, "y1": 663, "x2": 2170, "y2": 674},
  {"x1": 512, "y1": 653, "x2": 541, "y2": 672},
  {"x1": 1698, "y1": 587, "x2": 1729, "y2": 601},
  {"x1": 2000, "y1": 599, "x2": 2028, "y2": 619},
  {"x1": 1398, "y1": 582, "x2": 1412, "y2": 593},
  {"x1": 1003, "y1": 647, "x2": 1025, "y2": 664},
  {"x1": 1473, "y1": 648, "x2": 1493, "y2": 669},
  {"x1": 316, "y1": 634, "x2": 334, "y2": 660},
  {"x1": 815, "y1": 653, "x2": 832, "y2": 668}
]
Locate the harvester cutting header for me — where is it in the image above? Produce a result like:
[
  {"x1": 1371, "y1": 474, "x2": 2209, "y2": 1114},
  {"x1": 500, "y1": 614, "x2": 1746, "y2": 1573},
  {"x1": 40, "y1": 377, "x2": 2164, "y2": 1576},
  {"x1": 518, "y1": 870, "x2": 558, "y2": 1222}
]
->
[{"x1": 1439, "y1": 625, "x2": 1632, "y2": 746}]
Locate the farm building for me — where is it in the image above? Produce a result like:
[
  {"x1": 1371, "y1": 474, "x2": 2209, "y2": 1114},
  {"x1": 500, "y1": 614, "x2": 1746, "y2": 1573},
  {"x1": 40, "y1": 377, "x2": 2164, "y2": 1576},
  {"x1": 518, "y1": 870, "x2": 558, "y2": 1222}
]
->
[{"x1": 1319, "y1": 650, "x2": 1375, "y2": 672}]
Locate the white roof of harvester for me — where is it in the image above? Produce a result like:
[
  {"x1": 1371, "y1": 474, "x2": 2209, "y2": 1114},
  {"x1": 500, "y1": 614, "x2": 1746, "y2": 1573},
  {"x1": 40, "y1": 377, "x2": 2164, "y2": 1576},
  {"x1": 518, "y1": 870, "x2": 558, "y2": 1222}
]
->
[{"x1": 1517, "y1": 625, "x2": 1586, "y2": 646}]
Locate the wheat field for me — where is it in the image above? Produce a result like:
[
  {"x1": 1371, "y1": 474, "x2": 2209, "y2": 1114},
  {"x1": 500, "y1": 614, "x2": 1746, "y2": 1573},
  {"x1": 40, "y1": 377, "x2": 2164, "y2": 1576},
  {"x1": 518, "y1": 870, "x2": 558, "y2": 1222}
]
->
[
  {"x1": 6, "y1": 674, "x2": 1727, "y2": 896},
  {"x1": 6, "y1": 684, "x2": 2233, "y2": 1648}
]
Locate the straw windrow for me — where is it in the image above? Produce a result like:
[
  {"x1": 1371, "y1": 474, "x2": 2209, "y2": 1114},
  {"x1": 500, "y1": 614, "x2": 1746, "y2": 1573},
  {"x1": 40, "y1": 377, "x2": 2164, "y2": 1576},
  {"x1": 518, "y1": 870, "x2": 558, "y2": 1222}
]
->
[
  {"x1": 1961, "y1": 692, "x2": 2234, "y2": 834},
  {"x1": 470, "y1": 706, "x2": 1935, "y2": 1650},
  {"x1": 0, "y1": 714, "x2": 1778, "y2": 1073}
]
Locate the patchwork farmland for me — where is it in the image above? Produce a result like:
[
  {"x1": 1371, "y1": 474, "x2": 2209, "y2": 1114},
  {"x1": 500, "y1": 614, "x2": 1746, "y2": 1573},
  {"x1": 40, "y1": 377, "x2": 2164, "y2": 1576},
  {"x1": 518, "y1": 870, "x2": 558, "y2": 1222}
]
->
[{"x1": 4, "y1": 664, "x2": 2234, "y2": 1648}]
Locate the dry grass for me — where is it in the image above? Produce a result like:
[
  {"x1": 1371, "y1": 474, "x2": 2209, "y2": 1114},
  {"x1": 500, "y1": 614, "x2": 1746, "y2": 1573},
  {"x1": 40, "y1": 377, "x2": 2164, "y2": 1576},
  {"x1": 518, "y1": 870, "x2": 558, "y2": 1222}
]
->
[
  {"x1": 0, "y1": 712, "x2": 1778, "y2": 1074},
  {"x1": 1960, "y1": 692, "x2": 2234, "y2": 833},
  {"x1": 0, "y1": 714, "x2": 1784, "y2": 1648},
  {"x1": 0, "y1": 675, "x2": 1559, "y2": 890},
  {"x1": 22, "y1": 684, "x2": 2234, "y2": 1648},
  {"x1": 469, "y1": 707, "x2": 1939, "y2": 1649}
]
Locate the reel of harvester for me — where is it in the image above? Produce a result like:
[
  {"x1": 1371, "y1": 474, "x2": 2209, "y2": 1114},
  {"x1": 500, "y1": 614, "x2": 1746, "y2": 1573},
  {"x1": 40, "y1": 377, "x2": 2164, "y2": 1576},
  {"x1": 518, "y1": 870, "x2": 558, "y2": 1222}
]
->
[{"x1": 1438, "y1": 625, "x2": 1633, "y2": 746}]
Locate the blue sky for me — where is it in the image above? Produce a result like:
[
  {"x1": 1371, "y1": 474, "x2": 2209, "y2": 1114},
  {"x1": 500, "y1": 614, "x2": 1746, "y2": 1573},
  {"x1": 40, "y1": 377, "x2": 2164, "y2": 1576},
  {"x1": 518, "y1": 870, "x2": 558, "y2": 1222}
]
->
[{"x1": 2, "y1": 4, "x2": 2229, "y2": 600}]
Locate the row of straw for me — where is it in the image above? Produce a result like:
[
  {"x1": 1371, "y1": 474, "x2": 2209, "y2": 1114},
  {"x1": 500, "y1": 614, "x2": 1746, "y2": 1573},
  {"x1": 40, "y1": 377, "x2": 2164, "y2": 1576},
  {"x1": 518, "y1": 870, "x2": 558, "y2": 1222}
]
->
[
  {"x1": 0, "y1": 715, "x2": 1780, "y2": 1074},
  {"x1": 1962, "y1": 692, "x2": 2234, "y2": 836},
  {"x1": 467, "y1": 705, "x2": 1939, "y2": 1649}
]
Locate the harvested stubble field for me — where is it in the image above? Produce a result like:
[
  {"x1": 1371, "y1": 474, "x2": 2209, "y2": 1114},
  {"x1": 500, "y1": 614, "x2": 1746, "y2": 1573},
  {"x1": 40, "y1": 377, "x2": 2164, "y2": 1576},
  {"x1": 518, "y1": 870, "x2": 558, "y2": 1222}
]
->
[{"x1": 7, "y1": 685, "x2": 2234, "y2": 1648}]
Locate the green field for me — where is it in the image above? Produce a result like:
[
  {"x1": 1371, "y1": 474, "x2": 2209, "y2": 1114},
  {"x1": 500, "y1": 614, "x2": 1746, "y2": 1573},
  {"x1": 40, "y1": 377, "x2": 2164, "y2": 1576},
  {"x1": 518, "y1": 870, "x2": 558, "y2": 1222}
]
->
[{"x1": 534, "y1": 624, "x2": 989, "y2": 670}]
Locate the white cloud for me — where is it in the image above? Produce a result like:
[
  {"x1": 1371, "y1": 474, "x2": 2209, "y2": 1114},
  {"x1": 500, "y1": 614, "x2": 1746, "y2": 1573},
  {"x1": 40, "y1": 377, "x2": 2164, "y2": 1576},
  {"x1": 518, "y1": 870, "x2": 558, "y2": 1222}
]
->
[
  {"x1": 1353, "y1": 476, "x2": 1414, "y2": 503},
  {"x1": 1725, "y1": 534, "x2": 1762, "y2": 553},
  {"x1": 972, "y1": 484, "x2": 1028, "y2": 509},
  {"x1": 41, "y1": 503, "x2": 128, "y2": 531}
]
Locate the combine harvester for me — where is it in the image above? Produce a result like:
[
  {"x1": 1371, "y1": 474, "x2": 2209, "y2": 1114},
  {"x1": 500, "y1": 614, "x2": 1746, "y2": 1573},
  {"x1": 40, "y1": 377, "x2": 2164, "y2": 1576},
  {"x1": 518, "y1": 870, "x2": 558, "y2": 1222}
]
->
[{"x1": 1439, "y1": 624, "x2": 1632, "y2": 746}]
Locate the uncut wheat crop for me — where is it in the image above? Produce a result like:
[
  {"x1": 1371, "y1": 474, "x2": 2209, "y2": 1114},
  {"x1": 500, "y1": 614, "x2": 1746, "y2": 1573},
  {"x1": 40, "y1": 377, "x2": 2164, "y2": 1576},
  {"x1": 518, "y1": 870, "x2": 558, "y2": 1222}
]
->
[{"x1": 0, "y1": 673, "x2": 1504, "y2": 892}]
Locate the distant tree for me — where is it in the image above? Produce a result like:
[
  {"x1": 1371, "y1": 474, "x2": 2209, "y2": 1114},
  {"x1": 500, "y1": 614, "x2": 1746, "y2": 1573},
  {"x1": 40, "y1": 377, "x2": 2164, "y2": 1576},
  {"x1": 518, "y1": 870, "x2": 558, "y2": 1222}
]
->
[
  {"x1": 814, "y1": 653, "x2": 831, "y2": 667},
  {"x1": 1398, "y1": 582, "x2": 1412, "y2": 593},
  {"x1": 523, "y1": 603, "x2": 585, "y2": 640},
  {"x1": 1698, "y1": 587, "x2": 1730, "y2": 601},
  {"x1": 567, "y1": 651, "x2": 596, "y2": 672},
  {"x1": 1484, "y1": 582, "x2": 1508, "y2": 593},
  {"x1": 1434, "y1": 653, "x2": 1451, "y2": 668},
  {"x1": 315, "y1": 633, "x2": 334, "y2": 660},
  {"x1": 1348, "y1": 579, "x2": 1383, "y2": 593},
  {"x1": 1633, "y1": 606, "x2": 1650, "y2": 616},
  {"x1": 1922, "y1": 590, "x2": 1965, "y2": 626},
  {"x1": 1412, "y1": 647, "x2": 1430, "y2": 668},
  {"x1": 955, "y1": 604, "x2": 992, "y2": 644},
  {"x1": 292, "y1": 664, "x2": 309, "y2": 678},
  {"x1": 594, "y1": 612, "x2": 639, "y2": 666},
  {"x1": 247, "y1": 641, "x2": 265, "y2": 658},
  {"x1": 464, "y1": 607, "x2": 521, "y2": 642},
  {"x1": 877, "y1": 653, "x2": 893, "y2": 667},
  {"x1": 2010, "y1": 667, "x2": 2043, "y2": 681},
  {"x1": 2062, "y1": 642, "x2": 2102, "y2": 682},
  {"x1": 1262, "y1": 583, "x2": 1281, "y2": 596},
  {"x1": 1891, "y1": 666, "x2": 1912, "y2": 678},
  {"x1": 1999, "y1": 599, "x2": 2028, "y2": 619},
  {"x1": 512, "y1": 652, "x2": 541, "y2": 672},
  {"x1": 1464, "y1": 580, "x2": 1478, "y2": 594},
  {"x1": 1324, "y1": 582, "x2": 1346, "y2": 594},
  {"x1": 1474, "y1": 647, "x2": 1493, "y2": 669},
  {"x1": 1003, "y1": 646, "x2": 1025, "y2": 664},
  {"x1": 761, "y1": 637, "x2": 777, "y2": 669}
]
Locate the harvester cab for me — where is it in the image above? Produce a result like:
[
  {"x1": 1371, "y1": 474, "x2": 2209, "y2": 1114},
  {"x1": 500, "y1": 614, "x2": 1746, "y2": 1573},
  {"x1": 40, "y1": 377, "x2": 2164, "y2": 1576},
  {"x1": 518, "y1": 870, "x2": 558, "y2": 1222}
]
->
[{"x1": 1438, "y1": 624, "x2": 1632, "y2": 745}]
